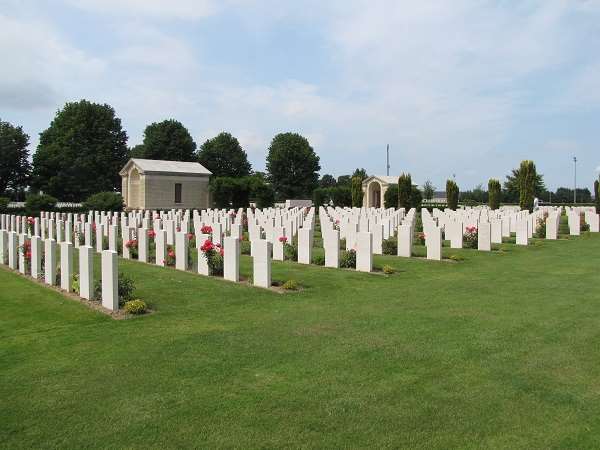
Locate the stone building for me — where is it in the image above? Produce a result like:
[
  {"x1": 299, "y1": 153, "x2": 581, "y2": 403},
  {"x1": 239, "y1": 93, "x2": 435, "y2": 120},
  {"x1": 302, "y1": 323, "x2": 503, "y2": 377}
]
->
[
  {"x1": 119, "y1": 159, "x2": 211, "y2": 210},
  {"x1": 361, "y1": 176, "x2": 399, "y2": 208}
]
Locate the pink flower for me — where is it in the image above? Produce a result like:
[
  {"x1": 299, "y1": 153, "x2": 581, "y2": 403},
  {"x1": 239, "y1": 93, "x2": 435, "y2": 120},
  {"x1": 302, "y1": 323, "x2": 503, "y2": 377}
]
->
[
  {"x1": 279, "y1": 236, "x2": 288, "y2": 243},
  {"x1": 147, "y1": 230, "x2": 156, "y2": 239}
]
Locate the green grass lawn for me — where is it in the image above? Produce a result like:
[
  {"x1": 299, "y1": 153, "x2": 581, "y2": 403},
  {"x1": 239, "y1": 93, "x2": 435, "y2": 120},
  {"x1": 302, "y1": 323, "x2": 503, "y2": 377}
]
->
[{"x1": 2, "y1": 233, "x2": 600, "y2": 449}]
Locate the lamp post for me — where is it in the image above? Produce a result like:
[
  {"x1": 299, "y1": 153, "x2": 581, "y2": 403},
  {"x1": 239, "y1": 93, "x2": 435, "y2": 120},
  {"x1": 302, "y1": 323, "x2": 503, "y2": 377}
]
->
[{"x1": 573, "y1": 156, "x2": 577, "y2": 204}]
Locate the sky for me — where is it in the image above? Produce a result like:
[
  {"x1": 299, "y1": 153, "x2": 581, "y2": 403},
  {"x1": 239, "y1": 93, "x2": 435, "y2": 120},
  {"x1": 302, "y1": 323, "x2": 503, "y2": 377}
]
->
[{"x1": 1, "y1": 0, "x2": 600, "y2": 191}]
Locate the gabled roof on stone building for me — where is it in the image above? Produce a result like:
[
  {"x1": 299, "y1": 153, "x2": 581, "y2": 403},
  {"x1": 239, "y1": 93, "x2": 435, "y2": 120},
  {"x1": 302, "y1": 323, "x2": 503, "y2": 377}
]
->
[{"x1": 119, "y1": 158, "x2": 212, "y2": 176}]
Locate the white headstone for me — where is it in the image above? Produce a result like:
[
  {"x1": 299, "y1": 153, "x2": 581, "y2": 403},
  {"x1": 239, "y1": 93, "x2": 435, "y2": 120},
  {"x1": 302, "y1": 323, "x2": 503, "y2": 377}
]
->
[
  {"x1": 60, "y1": 241, "x2": 73, "y2": 291},
  {"x1": 101, "y1": 250, "x2": 118, "y2": 311},
  {"x1": 44, "y1": 239, "x2": 57, "y2": 285},
  {"x1": 252, "y1": 239, "x2": 272, "y2": 288},
  {"x1": 79, "y1": 245, "x2": 94, "y2": 300},
  {"x1": 356, "y1": 232, "x2": 373, "y2": 272},
  {"x1": 224, "y1": 236, "x2": 240, "y2": 282}
]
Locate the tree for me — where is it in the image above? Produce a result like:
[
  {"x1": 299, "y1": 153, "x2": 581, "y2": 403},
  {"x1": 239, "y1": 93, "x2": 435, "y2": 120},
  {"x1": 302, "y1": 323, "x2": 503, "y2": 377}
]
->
[
  {"x1": 488, "y1": 179, "x2": 501, "y2": 210},
  {"x1": 31, "y1": 100, "x2": 128, "y2": 201},
  {"x1": 198, "y1": 132, "x2": 252, "y2": 178},
  {"x1": 504, "y1": 165, "x2": 545, "y2": 203},
  {"x1": 83, "y1": 192, "x2": 124, "y2": 212},
  {"x1": 397, "y1": 173, "x2": 412, "y2": 210},
  {"x1": 410, "y1": 186, "x2": 422, "y2": 209},
  {"x1": 337, "y1": 175, "x2": 352, "y2": 187},
  {"x1": 319, "y1": 174, "x2": 337, "y2": 188},
  {"x1": 352, "y1": 168, "x2": 368, "y2": 181},
  {"x1": 129, "y1": 144, "x2": 145, "y2": 158},
  {"x1": 446, "y1": 179, "x2": 459, "y2": 210},
  {"x1": 210, "y1": 177, "x2": 251, "y2": 209},
  {"x1": 595, "y1": 179, "x2": 600, "y2": 213},
  {"x1": 422, "y1": 180, "x2": 435, "y2": 200},
  {"x1": 384, "y1": 184, "x2": 399, "y2": 209},
  {"x1": 0, "y1": 119, "x2": 31, "y2": 199},
  {"x1": 135, "y1": 119, "x2": 196, "y2": 162},
  {"x1": 518, "y1": 160, "x2": 537, "y2": 212},
  {"x1": 266, "y1": 132, "x2": 320, "y2": 199},
  {"x1": 351, "y1": 176, "x2": 363, "y2": 207}
]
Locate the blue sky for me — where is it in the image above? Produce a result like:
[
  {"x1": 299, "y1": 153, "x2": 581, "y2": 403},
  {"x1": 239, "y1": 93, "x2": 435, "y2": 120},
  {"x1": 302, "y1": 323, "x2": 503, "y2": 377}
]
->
[{"x1": 1, "y1": 0, "x2": 599, "y2": 191}]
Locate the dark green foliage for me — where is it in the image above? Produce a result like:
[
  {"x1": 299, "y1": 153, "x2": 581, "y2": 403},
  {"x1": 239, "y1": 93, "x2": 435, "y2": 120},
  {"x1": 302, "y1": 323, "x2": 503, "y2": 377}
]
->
[
  {"x1": 83, "y1": 192, "x2": 124, "y2": 212},
  {"x1": 398, "y1": 173, "x2": 412, "y2": 210},
  {"x1": 504, "y1": 164, "x2": 546, "y2": 203},
  {"x1": 284, "y1": 242, "x2": 298, "y2": 262},
  {"x1": 248, "y1": 173, "x2": 275, "y2": 208},
  {"x1": 313, "y1": 186, "x2": 352, "y2": 207},
  {"x1": 351, "y1": 176, "x2": 363, "y2": 207},
  {"x1": 518, "y1": 160, "x2": 536, "y2": 212},
  {"x1": 488, "y1": 179, "x2": 501, "y2": 210},
  {"x1": 31, "y1": 100, "x2": 128, "y2": 201},
  {"x1": 595, "y1": 180, "x2": 600, "y2": 214},
  {"x1": 384, "y1": 184, "x2": 398, "y2": 209},
  {"x1": 446, "y1": 180, "x2": 459, "y2": 210},
  {"x1": 211, "y1": 177, "x2": 251, "y2": 208},
  {"x1": 340, "y1": 249, "x2": 356, "y2": 268},
  {"x1": 319, "y1": 174, "x2": 337, "y2": 188},
  {"x1": 553, "y1": 187, "x2": 592, "y2": 203},
  {"x1": 0, "y1": 197, "x2": 9, "y2": 213},
  {"x1": 25, "y1": 194, "x2": 57, "y2": 215},
  {"x1": 240, "y1": 239, "x2": 251, "y2": 255},
  {"x1": 266, "y1": 133, "x2": 320, "y2": 199},
  {"x1": 352, "y1": 168, "x2": 368, "y2": 180},
  {"x1": 382, "y1": 237, "x2": 397, "y2": 255},
  {"x1": 337, "y1": 175, "x2": 351, "y2": 187},
  {"x1": 0, "y1": 119, "x2": 31, "y2": 198},
  {"x1": 459, "y1": 184, "x2": 487, "y2": 204},
  {"x1": 311, "y1": 253, "x2": 325, "y2": 266},
  {"x1": 198, "y1": 132, "x2": 251, "y2": 177},
  {"x1": 422, "y1": 180, "x2": 435, "y2": 200},
  {"x1": 118, "y1": 273, "x2": 136, "y2": 306},
  {"x1": 135, "y1": 119, "x2": 196, "y2": 162},
  {"x1": 410, "y1": 186, "x2": 422, "y2": 209}
]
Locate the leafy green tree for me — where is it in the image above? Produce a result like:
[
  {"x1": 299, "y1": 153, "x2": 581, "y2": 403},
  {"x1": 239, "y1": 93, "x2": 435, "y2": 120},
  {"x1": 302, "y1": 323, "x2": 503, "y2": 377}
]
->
[
  {"x1": 31, "y1": 100, "x2": 128, "y2": 201},
  {"x1": 488, "y1": 179, "x2": 501, "y2": 210},
  {"x1": 210, "y1": 177, "x2": 250, "y2": 208},
  {"x1": 595, "y1": 179, "x2": 600, "y2": 213},
  {"x1": 319, "y1": 174, "x2": 337, "y2": 188},
  {"x1": 135, "y1": 119, "x2": 196, "y2": 162},
  {"x1": 351, "y1": 176, "x2": 363, "y2": 207},
  {"x1": 384, "y1": 184, "x2": 399, "y2": 209},
  {"x1": 25, "y1": 193, "x2": 57, "y2": 215},
  {"x1": 518, "y1": 160, "x2": 537, "y2": 212},
  {"x1": 352, "y1": 168, "x2": 368, "y2": 181},
  {"x1": 410, "y1": 186, "x2": 422, "y2": 209},
  {"x1": 0, "y1": 119, "x2": 31, "y2": 199},
  {"x1": 266, "y1": 133, "x2": 320, "y2": 199},
  {"x1": 248, "y1": 174, "x2": 275, "y2": 208},
  {"x1": 198, "y1": 132, "x2": 252, "y2": 177},
  {"x1": 129, "y1": 144, "x2": 145, "y2": 158},
  {"x1": 446, "y1": 179, "x2": 459, "y2": 210},
  {"x1": 83, "y1": 192, "x2": 124, "y2": 212},
  {"x1": 0, "y1": 197, "x2": 9, "y2": 213},
  {"x1": 504, "y1": 165, "x2": 545, "y2": 203},
  {"x1": 337, "y1": 175, "x2": 352, "y2": 187},
  {"x1": 553, "y1": 187, "x2": 592, "y2": 204},
  {"x1": 397, "y1": 173, "x2": 412, "y2": 210},
  {"x1": 422, "y1": 180, "x2": 435, "y2": 201}
]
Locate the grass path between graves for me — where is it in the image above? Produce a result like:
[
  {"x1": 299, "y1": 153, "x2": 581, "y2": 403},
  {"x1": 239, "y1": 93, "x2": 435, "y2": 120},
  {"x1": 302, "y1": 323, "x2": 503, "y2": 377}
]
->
[{"x1": 2, "y1": 233, "x2": 600, "y2": 449}]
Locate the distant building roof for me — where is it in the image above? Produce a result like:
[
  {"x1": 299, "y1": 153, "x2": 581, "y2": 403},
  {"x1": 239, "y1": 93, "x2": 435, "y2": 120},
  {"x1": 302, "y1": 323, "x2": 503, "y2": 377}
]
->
[{"x1": 120, "y1": 158, "x2": 212, "y2": 176}]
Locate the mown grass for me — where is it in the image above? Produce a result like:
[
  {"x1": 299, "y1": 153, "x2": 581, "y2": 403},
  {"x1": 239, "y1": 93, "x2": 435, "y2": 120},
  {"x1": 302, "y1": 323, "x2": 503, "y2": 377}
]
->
[{"x1": 2, "y1": 233, "x2": 600, "y2": 449}]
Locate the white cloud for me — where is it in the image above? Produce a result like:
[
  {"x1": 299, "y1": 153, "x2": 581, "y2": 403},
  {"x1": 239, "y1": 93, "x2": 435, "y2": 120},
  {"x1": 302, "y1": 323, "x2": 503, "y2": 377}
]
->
[{"x1": 65, "y1": 0, "x2": 220, "y2": 20}]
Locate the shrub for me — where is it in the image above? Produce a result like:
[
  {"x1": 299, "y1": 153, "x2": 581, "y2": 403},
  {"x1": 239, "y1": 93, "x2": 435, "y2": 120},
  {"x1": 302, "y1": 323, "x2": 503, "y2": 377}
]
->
[
  {"x1": 340, "y1": 249, "x2": 356, "y2": 268},
  {"x1": 284, "y1": 242, "x2": 298, "y2": 262},
  {"x1": 71, "y1": 274, "x2": 80, "y2": 294},
  {"x1": 240, "y1": 240, "x2": 251, "y2": 255},
  {"x1": 488, "y1": 179, "x2": 501, "y2": 210},
  {"x1": 382, "y1": 237, "x2": 397, "y2": 255},
  {"x1": 398, "y1": 173, "x2": 411, "y2": 210},
  {"x1": 580, "y1": 213, "x2": 590, "y2": 232},
  {"x1": 382, "y1": 265, "x2": 394, "y2": 274},
  {"x1": 446, "y1": 180, "x2": 459, "y2": 210},
  {"x1": 282, "y1": 279, "x2": 299, "y2": 290},
  {"x1": 83, "y1": 192, "x2": 123, "y2": 212},
  {"x1": 463, "y1": 226, "x2": 478, "y2": 249},
  {"x1": 118, "y1": 273, "x2": 136, "y2": 305},
  {"x1": 124, "y1": 299, "x2": 147, "y2": 315},
  {"x1": 415, "y1": 232, "x2": 426, "y2": 246},
  {"x1": 0, "y1": 197, "x2": 9, "y2": 213},
  {"x1": 384, "y1": 185, "x2": 398, "y2": 209},
  {"x1": 351, "y1": 176, "x2": 363, "y2": 207},
  {"x1": 535, "y1": 213, "x2": 548, "y2": 238},
  {"x1": 25, "y1": 193, "x2": 57, "y2": 215},
  {"x1": 311, "y1": 253, "x2": 325, "y2": 266}
]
